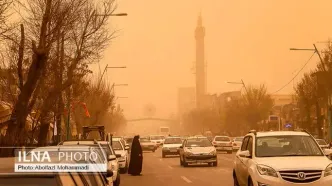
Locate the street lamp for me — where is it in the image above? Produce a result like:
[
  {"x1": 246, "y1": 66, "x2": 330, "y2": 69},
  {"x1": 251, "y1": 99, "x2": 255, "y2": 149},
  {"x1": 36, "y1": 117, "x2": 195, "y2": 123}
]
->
[
  {"x1": 110, "y1": 83, "x2": 128, "y2": 93},
  {"x1": 226, "y1": 79, "x2": 248, "y2": 94},
  {"x1": 290, "y1": 44, "x2": 326, "y2": 71},
  {"x1": 98, "y1": 64, "x2": 127, "y2": 89}
]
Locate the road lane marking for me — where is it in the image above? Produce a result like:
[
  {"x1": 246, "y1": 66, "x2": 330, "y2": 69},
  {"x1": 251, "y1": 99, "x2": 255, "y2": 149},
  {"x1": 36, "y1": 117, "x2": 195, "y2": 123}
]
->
[
  {"x1": 181, "y1": 176, "x2": 192, "y2": 183},
  {"x1": 168, "y1": 165, "x2": 173, "y2": 169}
]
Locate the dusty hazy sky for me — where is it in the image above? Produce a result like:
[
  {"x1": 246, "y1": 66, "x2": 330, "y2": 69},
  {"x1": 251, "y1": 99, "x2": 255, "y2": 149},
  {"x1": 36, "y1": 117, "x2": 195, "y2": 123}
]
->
[{"x1": 91, "y1": 0, "x2": 332, "y2": 119}]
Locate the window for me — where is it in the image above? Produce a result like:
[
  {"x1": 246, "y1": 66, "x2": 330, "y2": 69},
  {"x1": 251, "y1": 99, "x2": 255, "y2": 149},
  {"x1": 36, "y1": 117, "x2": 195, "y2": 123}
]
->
[
  {"x1": 215, "y1": 136, "x2": 230, "y2": 141},
  {"x1": 256, "y1": 135, "x2": 324, "y2": 157},
  {"x1": 241, "y1": 137, "x2": 249, "y2": 151},
  {"x1": 247, "y1": 137, "x2": 253, "y2": 154},
  {"x1": 185, "y1": 138, "x2": 212, "y2": 147},
  {"x1": 112, "y1": 141, "x2": 124, "y2": 150},
  {"x1": 164, "y1": 138, "x2": 182, "y2": 144}
]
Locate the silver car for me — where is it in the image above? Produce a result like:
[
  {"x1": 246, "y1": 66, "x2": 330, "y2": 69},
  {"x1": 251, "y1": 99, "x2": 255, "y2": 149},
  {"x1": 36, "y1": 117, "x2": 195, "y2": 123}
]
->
[{"x1": 179, "y1": 137, "x2": 218, "y2": 167}]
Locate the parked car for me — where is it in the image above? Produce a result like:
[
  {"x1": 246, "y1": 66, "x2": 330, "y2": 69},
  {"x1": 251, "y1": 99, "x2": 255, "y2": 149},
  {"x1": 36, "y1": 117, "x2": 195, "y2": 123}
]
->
[
  {"x1": 25, "y1": 145, "x2": 113, "y2": 186},
  {"x1": 58, "y1": 140, "x2": 117, "y2": 185},
  {"x1": 112, "y1": 138, "x2": 130, "y2": 174},
  {"x1": 212, "y1": 136, "x2": 233, "y2": 154},
  {"x1": 179, "y1": 136, "x2": 217, "y2": 167}
]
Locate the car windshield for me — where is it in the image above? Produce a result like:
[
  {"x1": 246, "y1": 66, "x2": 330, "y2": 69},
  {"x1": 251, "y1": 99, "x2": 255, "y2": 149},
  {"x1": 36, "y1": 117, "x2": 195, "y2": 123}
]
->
[
  {"x1": 234, "y1": 137, "x2": 244, "y2": 142},
  {"x1": 164, "y1": 138, "x2": 182, "y2": 144},
  {"x1": 316, "y1": 139, "x2": 327, "y2": 145},
  {"x1": 112, "y1": 141, "x2": 123, "y2": 150},
  {"x1": 215, "y1": 137, "x2": 230, "y2": 141},
  {"x1": 150, "y1": 136, "x2": 163, "y2": 140},
  {"x1": 256, "y1": 135, "x2": 324, "y2": 157},
  {"x1": 186, "y1": 138, "x2": 212, "y2": 147}
]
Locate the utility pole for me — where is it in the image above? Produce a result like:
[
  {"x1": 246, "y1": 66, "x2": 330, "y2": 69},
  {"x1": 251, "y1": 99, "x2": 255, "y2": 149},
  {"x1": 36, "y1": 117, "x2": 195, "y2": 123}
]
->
[{"x1": 290, "y1": 44, "x2": 328, "y2": 138}]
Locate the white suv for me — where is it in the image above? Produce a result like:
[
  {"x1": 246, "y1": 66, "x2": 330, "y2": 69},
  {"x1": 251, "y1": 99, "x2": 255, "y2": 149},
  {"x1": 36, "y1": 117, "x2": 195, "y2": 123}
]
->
[{"x1": 233, "y1": 130, "x2": 332, "y2": 186}]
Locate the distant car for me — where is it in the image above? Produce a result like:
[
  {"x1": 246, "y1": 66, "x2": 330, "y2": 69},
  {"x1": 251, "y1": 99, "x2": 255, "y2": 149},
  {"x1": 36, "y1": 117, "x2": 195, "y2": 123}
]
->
[
  {"x1": 232, "y1": 136, "x2": 244, "y2": 151},
  {"x1": 212, "y1": 136, "x2": 233, "y2": 154},
  {"x1": 149, "y1": 135, "x2": 165, "y2": 147},
  {"x1": 179, "y1": 136, "x2": 217, "y2": 167},
  {"x1": 162, "y1": 136, "x2": 183, "y2": 158},
  {"x1": 112, "y1": 138, "x2": 130, "y2": 174},
  {"x1": 140, "y1": 137, "x2": 157, "y2": 152},
  {"x1": 316, "y1": 139, "x2": 329, "y2": 150}
]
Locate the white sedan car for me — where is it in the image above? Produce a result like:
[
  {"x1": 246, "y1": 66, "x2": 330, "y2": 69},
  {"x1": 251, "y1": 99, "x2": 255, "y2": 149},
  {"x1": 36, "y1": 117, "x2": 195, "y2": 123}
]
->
[
  {"x1": 232, "y1": 137, "x2": 244, "y2": 152},
  {"x1": 112, "y1": 138, "x2": 130, "y2": 174}
]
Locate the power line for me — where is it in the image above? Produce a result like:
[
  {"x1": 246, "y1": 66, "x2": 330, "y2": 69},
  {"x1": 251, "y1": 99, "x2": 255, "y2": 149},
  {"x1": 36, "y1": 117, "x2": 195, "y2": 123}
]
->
[{"x1": 271, "y1": 52, "x2": 316, "y2": 94}]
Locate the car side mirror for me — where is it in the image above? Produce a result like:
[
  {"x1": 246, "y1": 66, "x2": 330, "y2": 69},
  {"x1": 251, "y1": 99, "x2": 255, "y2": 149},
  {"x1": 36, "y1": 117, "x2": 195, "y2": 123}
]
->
[
  {"x1": 125, "y1": 146, "x2": 129, "y2": 150},
  {"x1": 108, "y1": 155, "x2": 116, "y2": 161},
  {"x1": 179, "y1": 146, "x2": 183, "y2": 148},
  {"x1": 239, "y1": 150, "x2": 251, "y2": 158},
  {"x1": 107, "y1": 170, "x2": 113, "y2": 177},
  {"x1": 115, "y1": 154, "x2": 121, "y2": 158}
]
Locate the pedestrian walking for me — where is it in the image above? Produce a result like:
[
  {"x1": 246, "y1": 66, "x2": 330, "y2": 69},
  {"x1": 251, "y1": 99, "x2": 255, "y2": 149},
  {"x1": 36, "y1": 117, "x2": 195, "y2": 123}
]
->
[{"x1": 128, "y1": 135, "x2": 143, "y2": 176}]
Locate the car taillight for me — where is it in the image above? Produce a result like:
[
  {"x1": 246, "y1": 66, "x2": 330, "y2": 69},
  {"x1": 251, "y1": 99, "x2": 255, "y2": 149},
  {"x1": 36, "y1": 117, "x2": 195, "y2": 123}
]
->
[
  {"x1": 233, "y1": 143, "x2": 237, "y2": 146},
  {"x1": 229, "y1": 142, "x2": 233, "y2": 145},
  {"x1": 213, "y1": 142, "x2": 217, "y2": 144}
]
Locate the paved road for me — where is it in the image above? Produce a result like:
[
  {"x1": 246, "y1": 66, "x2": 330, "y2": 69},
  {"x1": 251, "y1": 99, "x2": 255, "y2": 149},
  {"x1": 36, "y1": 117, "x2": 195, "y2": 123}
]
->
[{"x1": 121, "y1": 149, "x2": 235, "y2": 186}]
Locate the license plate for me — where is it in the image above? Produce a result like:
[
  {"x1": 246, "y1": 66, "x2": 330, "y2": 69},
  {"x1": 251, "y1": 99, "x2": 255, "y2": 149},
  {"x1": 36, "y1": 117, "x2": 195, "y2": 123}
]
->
[{"x1": 170, "y1": 149, "x2": 177, "y2": 152}]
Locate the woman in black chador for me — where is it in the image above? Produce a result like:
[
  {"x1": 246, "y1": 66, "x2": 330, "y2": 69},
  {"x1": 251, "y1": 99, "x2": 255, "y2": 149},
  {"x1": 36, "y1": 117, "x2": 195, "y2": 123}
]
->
[{"x1": 128, "y1": 135, "x2": 143, "y2": 176}]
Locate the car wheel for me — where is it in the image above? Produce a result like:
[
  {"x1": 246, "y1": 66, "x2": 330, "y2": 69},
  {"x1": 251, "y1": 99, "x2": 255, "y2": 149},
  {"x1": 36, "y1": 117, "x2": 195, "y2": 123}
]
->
[
  {"x1": 227, "y1": 151, "x2": 232, "y2": 154},
  {"x1": 152, "y1": 149, "x2": 155, "y2": 152},
  {"x1": 162, "y1": 152, "x2": 166, "y2": 158},
  {"x1": 213, "y1": 162, "x2": 218, "y2": 167},
  {"x1": 233, "y1": 171, "x2": 240, "y2": 186}
]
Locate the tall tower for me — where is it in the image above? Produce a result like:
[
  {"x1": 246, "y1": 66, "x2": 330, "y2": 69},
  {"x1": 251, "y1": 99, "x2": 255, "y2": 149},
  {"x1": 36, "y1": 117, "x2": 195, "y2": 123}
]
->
[{"x1": 195, "y1": 13, "x2": 206, "y2": 108}]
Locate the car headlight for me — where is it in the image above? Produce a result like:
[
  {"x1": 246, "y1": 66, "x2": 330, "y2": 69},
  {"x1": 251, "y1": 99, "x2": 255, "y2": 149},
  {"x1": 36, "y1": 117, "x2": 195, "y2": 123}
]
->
[
  {"x1": 324, "y1": 164, "x2": 332, "y2": 177},
  {"x1": 256, "y1": 164, "x2": 278, "y2": 178}
]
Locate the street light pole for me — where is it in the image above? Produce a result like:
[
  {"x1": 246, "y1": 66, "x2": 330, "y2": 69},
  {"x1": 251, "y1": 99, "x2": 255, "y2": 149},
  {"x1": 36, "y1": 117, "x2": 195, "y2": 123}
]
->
[
  {"x1": 98, "y1": 65, "x2": 127, "y2": 89},
  {"x1": 226, "y1": 79, "x2": 248, "y2": 95},
  {"x1": 290, "y1": 44, "x2": 329, "y2": 137}
]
